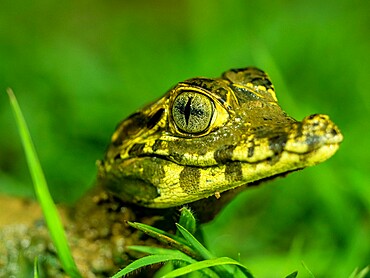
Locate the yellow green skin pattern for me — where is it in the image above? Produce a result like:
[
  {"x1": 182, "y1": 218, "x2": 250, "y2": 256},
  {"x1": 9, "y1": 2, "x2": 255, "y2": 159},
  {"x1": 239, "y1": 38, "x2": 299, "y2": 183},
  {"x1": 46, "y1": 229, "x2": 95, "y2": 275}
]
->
[
  {"x1": 98, "y1": 67, "x2": 343, "y2": 208},
  {"x1": 0, "y1": 67, "x2": 343, "y2": 277}
]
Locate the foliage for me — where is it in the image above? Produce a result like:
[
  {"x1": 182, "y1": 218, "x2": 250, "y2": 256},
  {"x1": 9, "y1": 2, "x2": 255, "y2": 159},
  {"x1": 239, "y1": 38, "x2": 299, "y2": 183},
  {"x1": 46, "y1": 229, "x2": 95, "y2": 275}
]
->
[
  {"x1": 7, "y1": 90, "x2": 81, "y2": 277},
  {"x1": 114, "y1": 207, "x2": 254, "y2": 278}
]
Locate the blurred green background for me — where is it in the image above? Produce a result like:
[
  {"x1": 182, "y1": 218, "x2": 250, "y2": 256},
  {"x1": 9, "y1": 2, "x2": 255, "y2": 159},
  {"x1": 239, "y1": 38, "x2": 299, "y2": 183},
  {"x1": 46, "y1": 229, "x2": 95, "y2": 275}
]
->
[{"x1": 0, "y1": 0, "x2": 369, "y2": 277}]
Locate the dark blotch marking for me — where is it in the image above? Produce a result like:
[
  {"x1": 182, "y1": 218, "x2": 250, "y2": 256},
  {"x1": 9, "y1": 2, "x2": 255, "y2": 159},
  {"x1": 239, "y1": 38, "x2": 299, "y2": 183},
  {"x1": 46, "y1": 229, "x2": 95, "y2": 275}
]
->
[
  {"x1": 268, "y1": 134, "x2": 288, "y2": 154},
  {"x1": 214, "y1": 145, "x2": 236, "y2": 163},
  {"x1": 215, "y1": 87, "x2": 229, "y2": 105},
  {"x1": 229, "y1": 68, "x2": 264, "y2": 75},
  {"x1": 226, "y1": 68, "x2": 272, "y2": 90},
  {"x1": 128, "y1": 143, "x2": 146, "y2": 156},
  {"x1": 169, "y1": 151, "x2": 183, "y2": 163},
  {"x1": 179, "y1": 167, "x2": 200, "y2": 194},
  {"x1": 295, "y1": 122, "x2": 303, "y2": 138},
  {"x1": 147, "y1": 108, "x2": 164, "y2": 129},
  {"x1": 225, "y1": 162, "x2": 243, "y2": 183},
  {"x1": 113, "y1": 153, "x2": 121, "y2": 161},
  {"x1": 251, "y1": 77, "x2": 273, "y2": 87},
  {"x1": 112, "y1": 112, "x2": 148, "y2": 146},
  {"x1": 305, "y1": 135, "x2": 321, "y2": 149},
  {"x1": 307, "y1": 114, "x2": 318, "y2": 120},
  {"x1": 185, "y1": 78, "x2": 215, "y2": 92},
  {"x1": 126, "y1": 112, "x2": 148, "y2": 126},
  {"x1": 331, "y1": 128, "x2": 338, "y2": 136},
  {"x1": 247, "y1": 146, "x2": 254, "y2": 158},
  {"x1": 152, "y1": 139, "x2": 163, "y2": 152}
]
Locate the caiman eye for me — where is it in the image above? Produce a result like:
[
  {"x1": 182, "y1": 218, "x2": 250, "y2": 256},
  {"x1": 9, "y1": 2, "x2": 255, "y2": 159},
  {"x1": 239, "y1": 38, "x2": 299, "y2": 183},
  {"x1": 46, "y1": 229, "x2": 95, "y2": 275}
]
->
[{"x1": 172, "y1": 91, "x2": 214, "y2": 134}]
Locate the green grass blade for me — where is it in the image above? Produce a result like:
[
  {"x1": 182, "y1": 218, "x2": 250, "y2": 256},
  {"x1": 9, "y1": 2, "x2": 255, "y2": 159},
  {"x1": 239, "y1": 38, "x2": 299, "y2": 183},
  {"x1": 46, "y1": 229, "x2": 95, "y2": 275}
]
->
[
  {"x1": 177, "y1": 206, "x2": 197, "y2": 236},
  {"x1": 33, "y1": 257, "x2": 39, "y2": 278},
  {"x1": 349, "y1": 266, "x2": 370, "y2": 278},
  {"x1": 285, "y1": 271, "x2": 298, "y2": 278},
  {"x1": 161, "y1": 257, "x2": 253, "y2": 278},
  {"x1": 127, "y1": 247, "x2": 221, "y2": 277},
  {"x1": 128, "y1": 246, "x2": 194, "y2": 256},
  {"x1": 176, "y1": 223, "x2": 214, "y2": 260},
  {"x1": 356, "y1": 266, "x2": 369, "y2": 278},
  {"x1": 301, "y1": 261, "x2": 315, "y2": 278},
  {"x1": 176, "y1": 223, "x2": 240, "y2": 277},
  {"x1": 111, "y1": 254, "x2": 196, "y2": 278},
  {"x1": 128, "y1": 221, "x2": 200, "y2": 259},
  {"x1": 128, "y1": 221, "x2": 188, "y2": 245},
  {"x1": 7, "y1": 89, "x2": 81, "y2": 278}
]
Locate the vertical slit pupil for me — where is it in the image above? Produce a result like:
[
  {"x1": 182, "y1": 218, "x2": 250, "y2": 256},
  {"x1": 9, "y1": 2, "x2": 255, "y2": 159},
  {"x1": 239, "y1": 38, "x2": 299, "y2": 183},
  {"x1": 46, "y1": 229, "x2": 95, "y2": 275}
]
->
[{"x1": 184, "y1": 96, "x2": 192, "y2": 126}]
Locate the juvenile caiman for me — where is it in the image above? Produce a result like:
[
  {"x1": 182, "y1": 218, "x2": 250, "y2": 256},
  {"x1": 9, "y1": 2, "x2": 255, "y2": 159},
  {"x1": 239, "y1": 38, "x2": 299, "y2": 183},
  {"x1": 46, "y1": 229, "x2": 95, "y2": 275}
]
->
[{"x1": 0, "y1": 67, "x2": 343, "y2": 277}]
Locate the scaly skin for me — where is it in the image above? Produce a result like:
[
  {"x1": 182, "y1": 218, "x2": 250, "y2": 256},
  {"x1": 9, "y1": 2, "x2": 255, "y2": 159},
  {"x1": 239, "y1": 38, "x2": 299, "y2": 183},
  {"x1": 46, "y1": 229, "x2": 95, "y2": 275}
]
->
[
  {"x1": 98, "y1": 67, "x2": 342, "y2": 208},
  {"x1": 0, "y1": 67, "x2": 342, "y2": 277}
]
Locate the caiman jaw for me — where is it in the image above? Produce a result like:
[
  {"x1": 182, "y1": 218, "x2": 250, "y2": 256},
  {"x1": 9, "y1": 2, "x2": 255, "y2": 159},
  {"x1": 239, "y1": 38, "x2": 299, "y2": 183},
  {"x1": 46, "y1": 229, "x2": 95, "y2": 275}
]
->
[
  {"x1": 98, "y1": 113, "x2": 343, "y2": 208},
  {"x1": 232, "y1": 113, "x2": 343, "y2": 166}
]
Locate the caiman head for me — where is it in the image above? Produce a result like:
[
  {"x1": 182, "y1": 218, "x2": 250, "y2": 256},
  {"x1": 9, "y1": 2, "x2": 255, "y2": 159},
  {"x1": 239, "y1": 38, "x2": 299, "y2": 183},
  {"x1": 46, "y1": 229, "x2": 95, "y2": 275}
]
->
[{"x1": 97, "y1": 67, "x2": 343, "y2": 211}]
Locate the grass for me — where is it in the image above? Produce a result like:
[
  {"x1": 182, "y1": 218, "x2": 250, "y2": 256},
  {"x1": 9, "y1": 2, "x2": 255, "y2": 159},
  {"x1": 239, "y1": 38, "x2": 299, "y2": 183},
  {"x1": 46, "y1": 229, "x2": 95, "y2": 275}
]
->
[
  {"x1": 7, "y1": 89, "x2": 81, "y2": 277},
  {"x1": 114, "y1": 218, "x2": 253, "y2": 277}
]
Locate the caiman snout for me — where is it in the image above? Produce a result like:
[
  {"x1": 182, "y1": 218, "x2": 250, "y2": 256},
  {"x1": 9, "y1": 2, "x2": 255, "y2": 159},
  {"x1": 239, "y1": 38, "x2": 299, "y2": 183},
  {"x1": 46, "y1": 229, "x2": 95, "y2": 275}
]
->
[{"x1": 284, "y1": 114, "x2": 343, "y2": 154}]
